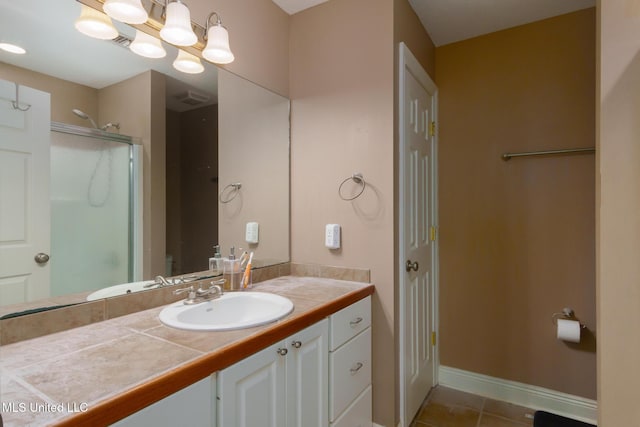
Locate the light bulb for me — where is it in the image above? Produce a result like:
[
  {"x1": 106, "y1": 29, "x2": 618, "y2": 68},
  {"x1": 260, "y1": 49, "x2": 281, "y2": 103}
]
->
[
  {"x1": 160, "y1": 2, "x2": 197, "y2": 46},
  {"x1": 103, "y1": 0, "x2": 148, "y2": 24},
  {"x1": 130, "y1": 30, "x2": 166, "y2": 58},
  {"x1": 203, "y1": 24, "x2": 234, "y2": 64},
  {"x1": 75, "y1": 4, "x2": 118, "y2": 40},
  {"x1": 173, "y1": 50, "x2": 204, "y2": 74}
]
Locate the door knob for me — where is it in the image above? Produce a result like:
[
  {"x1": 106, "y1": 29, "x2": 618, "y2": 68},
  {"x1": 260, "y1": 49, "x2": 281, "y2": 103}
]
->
[
  {"x1": 406, "y1": 260, "x2": 419, "y2": 272},
  {"x1": 291, "y1": 340, "x2": 302, "y2": 349},
  {"x1": 34, "y1": 253, "x2": 50, "y2": 264},
  {"x1": 277, "y1": 348, "x2": 288, "y2": 356}
]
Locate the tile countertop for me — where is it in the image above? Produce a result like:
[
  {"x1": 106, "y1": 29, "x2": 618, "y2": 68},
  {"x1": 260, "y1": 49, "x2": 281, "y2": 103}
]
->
[{"x1": 0, "y1": 276, "x2": 374, "y2": 427}]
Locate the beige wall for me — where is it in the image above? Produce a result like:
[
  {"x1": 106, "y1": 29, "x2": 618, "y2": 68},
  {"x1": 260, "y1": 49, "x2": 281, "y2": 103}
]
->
[
  {"x1": 290, "y1": 0, "x2": 395, "y2": 425},
  {"x1": 0, "y1": 62, "x2": 98, "y2": 124},
  {"x1": 436, "y1": 9, "x2": 596, "y2": 398},
  {"x1": 597, "y1": 0, "x2": 640, "y2": 424},
  {"x1": 218, "y1": 69, "x2": 289, "y2": 264},
  {"x1": 187, "y1": 0, "x2": 289, "y2": 97},
  {"x1": 99, "y1": 71, "x2": 167, "y2": 279},
  {"x1": 393, "y1": 0, "x2": 436, "y2": 79}
]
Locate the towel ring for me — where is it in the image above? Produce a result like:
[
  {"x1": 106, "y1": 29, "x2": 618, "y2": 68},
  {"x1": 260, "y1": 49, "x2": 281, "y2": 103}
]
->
[
  {"x1": 338, "y1": 173, "x2": 366, "y2": 201},
  {"x1": 219, "y1": 183, "x2": 242, "y2": 203}
]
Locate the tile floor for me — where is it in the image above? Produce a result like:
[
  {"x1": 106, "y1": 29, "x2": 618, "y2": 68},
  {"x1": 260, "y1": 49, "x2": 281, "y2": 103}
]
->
[{"x1": 410, "y1": 386, "x2": 536, "y2": 427}]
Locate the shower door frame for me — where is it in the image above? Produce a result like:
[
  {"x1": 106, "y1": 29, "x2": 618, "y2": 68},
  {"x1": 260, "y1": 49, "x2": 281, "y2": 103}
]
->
[{"x1": 50, "y1": 122, "x2": 140, "y2": 283}]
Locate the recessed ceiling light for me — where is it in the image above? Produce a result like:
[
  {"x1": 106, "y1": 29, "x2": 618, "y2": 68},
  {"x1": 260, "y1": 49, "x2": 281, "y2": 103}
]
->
[{"x1": 0, "y1": 43, "x2": 26, "y2": 54}]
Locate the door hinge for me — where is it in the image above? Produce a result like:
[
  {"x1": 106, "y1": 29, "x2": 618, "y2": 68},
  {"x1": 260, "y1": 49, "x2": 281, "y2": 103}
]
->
[
  {"x1": 431, "y1": 331, "x2": 437, "y2": 346},
  {"x1": 430, "y1": 226, "x2": 437, "y2": 241},
  {"x1": 429, "y1": 121, "x2": 436, "y2": 137}
]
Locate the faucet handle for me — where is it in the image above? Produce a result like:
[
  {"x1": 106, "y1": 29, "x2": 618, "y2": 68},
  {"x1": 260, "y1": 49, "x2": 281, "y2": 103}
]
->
[
  {"x1": 173, "y1": 286, "x2": 194, "y2": 296},
  {"x1": 210, "y1": 278, "x2": 225, "y2": 287}
]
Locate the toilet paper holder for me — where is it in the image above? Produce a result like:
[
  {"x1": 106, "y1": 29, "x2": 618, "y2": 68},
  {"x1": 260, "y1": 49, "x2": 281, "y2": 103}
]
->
[{"x1": 551, "y1": 307, "x2": 586, "y2": 329}]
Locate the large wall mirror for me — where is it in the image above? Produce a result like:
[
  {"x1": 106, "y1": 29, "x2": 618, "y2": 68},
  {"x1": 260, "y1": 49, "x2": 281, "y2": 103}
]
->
[{"x1": 0, "y1": 0, "x2": 290, "y2": 316}]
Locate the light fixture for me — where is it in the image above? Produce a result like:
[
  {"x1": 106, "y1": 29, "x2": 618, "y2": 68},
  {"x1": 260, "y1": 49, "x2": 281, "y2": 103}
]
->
[
  {"x1": 173, "y1": 49, "x2": 204, "y2": 74},
  {"x1": 130, "y1": 30, "x2": 166, "y2": 58},
  {"x1": 103, "y1": 0, "x2": 149, "y2": 24},
  {"x1": 160, "y1": 1, "x2": 197, "y2": 46},
  {"x1": 75, "y1": 4, "x2": 118, "y2": 40},
  {"x1": 0, "y1": 43, "x2": 26, "y2": 55},
  {"x1": 202, "y1": 12, "x2": 234, "y2": 64}
]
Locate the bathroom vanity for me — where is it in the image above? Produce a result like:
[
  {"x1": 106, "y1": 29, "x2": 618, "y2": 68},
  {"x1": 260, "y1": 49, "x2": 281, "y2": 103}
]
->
[{"x1": 0, "y1": 276, "x2": 374, "y2": 427}]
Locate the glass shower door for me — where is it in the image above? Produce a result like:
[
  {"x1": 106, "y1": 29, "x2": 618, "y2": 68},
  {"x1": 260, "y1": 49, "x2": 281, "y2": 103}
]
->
[{"x1": 50, "y1": 126, "x2": 133, "y2": 296}]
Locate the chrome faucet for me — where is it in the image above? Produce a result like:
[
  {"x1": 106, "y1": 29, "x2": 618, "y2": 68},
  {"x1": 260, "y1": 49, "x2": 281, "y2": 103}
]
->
[
  {"x1": 143, "y1": 275, "x2": 173, "y2": 289},
  {"x1": 174, "y1": 279, "x2": 225, "y2": 305}
]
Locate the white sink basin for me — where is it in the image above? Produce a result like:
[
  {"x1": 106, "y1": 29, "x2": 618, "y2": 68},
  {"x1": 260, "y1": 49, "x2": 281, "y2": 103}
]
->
[
  {"x1": 159, "y1": 292, "x2": 294, "y2": 331},
  {"x1": 86, "y1": 280, "x2": 157, "y2": 301}
]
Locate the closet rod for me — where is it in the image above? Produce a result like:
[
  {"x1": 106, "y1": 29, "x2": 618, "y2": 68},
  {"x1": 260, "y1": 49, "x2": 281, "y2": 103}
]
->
[{"x1": 502, "y1": 147, "x2": 595, "y2": 161}]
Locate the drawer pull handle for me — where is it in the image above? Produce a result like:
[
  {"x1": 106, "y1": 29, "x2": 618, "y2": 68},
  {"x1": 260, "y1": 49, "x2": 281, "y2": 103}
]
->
[
  {"x1": 350, "y1": 362, "x2": 364, "y2": 374},
  {"x1": 277, "y1": 348, "x2": 288, "y2": 356},
  {"x1": 291, "y1": 340, "x2": 302, "y2": 348},
  {"x1": 350, "y1": 317, "x2": 363, "y2": 327}
]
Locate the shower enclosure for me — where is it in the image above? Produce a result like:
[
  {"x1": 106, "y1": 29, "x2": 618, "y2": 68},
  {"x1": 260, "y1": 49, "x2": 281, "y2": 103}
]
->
[{"x1": 50, "y1": 122, "x2": 140, "y2": 296}]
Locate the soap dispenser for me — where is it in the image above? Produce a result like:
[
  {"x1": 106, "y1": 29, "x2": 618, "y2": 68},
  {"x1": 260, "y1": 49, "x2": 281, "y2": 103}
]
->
[
  {"x1": 209, "y1": 245, "x2": 223, "y2": 276},
  {"x1": 223, "y1": 246, "x2": 241, "y2": 291}
]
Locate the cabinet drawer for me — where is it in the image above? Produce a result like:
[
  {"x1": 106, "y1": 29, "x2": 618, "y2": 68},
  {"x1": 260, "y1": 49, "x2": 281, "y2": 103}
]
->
[
  {"x1": 330, "y1": 385, "x2": 372, "y2": 427},
  {"x1": 329, "y1": 296, "x2": 371, "y2": 350},
  {"x1": 329, "y1": 327, "x2": 371, "y2": 421}
]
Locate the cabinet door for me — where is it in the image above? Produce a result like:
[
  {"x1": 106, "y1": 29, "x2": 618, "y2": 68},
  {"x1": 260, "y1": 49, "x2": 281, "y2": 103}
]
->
[
  {"x1": 111, "y1": 376, "x2": 215, "y2": 427},
  {"x1": 287, "y1": 318, "x2": 329, "y2": 427},
  {"x1": 217, "y1": 341, "x2": 286, "y2": 427}
]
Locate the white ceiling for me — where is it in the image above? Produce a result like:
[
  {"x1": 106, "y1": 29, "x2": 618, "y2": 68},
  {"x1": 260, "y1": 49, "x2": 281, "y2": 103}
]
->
[
  {"x1": 410, "y1": 0, "x2": 596, "y2": 47},
  {"x1": 272, "y1": 0, "x2": 595, "y2": 47},
  {"x1": 271, "y1": 0, "x2": 329, "y2": 15}
]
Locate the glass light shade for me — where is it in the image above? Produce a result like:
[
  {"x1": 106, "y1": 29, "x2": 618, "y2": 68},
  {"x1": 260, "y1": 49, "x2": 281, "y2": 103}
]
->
[
  {"x1": 173, "y1": 50, "x2": 204, "y2": 74},
  {"x1": 160, "y1": 2, "x2": 197, "y2": 46},
  {"x1": 103, "y1": 0, "x2": 148, "y2": 24},
  {"x1": 203, "y1": 24, "x2": 234, "y2": 64},
  {"x1": 75, "y1": 5, "x2": 118, "y2": 40},
  {"x1": 130, "y1": 30, "x2": 166, "y2": 58}
]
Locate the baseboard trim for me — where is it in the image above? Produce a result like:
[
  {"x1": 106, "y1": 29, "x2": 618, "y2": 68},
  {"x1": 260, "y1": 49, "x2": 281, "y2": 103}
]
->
[{"x1": 438, "y1": 366, "x2": 597, "y2": 424}]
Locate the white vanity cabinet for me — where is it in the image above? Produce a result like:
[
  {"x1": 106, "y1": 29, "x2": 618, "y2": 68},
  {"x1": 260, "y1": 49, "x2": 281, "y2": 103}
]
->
[
  {"x1": 111, "y1": 375, "x2": 216, "y2": 427},
  {"x1": 329, "y1": 296, "x2": 372, "y2": 426},
  {"x1": 217, "y1": 318, "x2": 329, "y2": 427}
]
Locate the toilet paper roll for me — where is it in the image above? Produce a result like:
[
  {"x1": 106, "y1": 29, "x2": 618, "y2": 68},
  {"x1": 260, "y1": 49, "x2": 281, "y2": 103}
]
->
[{"x1": 557, "y1": 319, "x2": 581, "y2": 343}]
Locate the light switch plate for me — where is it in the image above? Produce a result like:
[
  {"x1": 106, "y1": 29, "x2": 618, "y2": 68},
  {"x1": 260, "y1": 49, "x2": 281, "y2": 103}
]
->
[
  {"x1": 325, "y1": 224, "x2": 340, "y2": 249},
  {"x1": 246, "y1": 222, "x2": 259, "y2": 244}
]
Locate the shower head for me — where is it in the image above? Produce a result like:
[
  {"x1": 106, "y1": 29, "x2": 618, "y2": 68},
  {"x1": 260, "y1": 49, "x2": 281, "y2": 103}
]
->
[{"x1": 72, "y1": 108, "x2": 98, "y2": 129}]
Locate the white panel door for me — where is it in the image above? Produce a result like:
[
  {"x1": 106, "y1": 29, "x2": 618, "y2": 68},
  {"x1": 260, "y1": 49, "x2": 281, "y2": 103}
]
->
[
  {"x1": 217, "y1": 340, "x2": 286, "y2": 427},
  {"x1": 286, "y1": 318, "x2": 328, "y2": 427},
  {"x1": 400, "y1": 44, "x2": 438, "y2": 424},
  {"x1": 0, "y1": 80, "x2": 51, "y2": 306}
]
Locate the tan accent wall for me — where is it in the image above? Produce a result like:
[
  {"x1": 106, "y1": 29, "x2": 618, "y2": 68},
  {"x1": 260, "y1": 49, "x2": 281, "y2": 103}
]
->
[
  {"x1": 597, "y1": 0, "x2": 640, "y2": 424},
  {"x1": 436, "y1": 9, "x2": 596, "y2": 398},
  {"x1": 0, "y1": 62, "x2": 98, "y2": 124},
  {"x1": 187, "y1": 0, "x2": 289, "y2": 97},
  {"x1": 289, "y1": 0, "x2": 395, "y2": 425},
  {"x1": 99, "y1": 71, "x2": 166, "y2": 279}
]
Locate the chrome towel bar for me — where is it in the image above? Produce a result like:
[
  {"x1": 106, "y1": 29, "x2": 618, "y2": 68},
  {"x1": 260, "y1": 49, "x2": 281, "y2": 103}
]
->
[{"x1": 502, "y1": 147, "x2": 595, "y2": 161}]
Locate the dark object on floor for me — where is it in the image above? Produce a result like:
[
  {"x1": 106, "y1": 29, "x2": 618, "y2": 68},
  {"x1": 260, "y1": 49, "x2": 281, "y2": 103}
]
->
[{"x1": 534, "y1": 411, "x2": 596, "y2": 427}]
